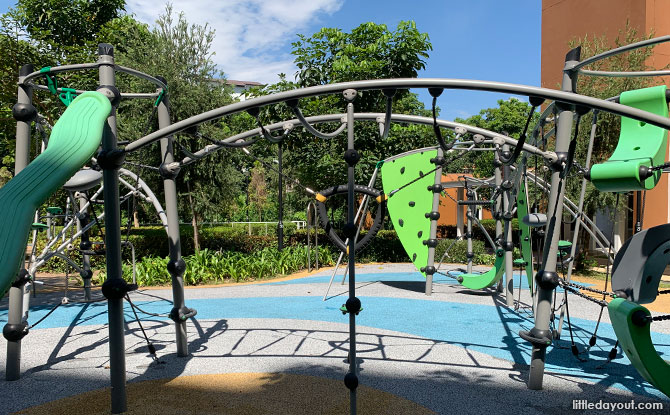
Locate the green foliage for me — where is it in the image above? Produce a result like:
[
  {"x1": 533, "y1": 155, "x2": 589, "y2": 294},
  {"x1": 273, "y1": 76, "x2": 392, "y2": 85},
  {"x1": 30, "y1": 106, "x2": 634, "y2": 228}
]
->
[
  {"x1": 435, "y1": 238, "x2": 495, "y2": 265},
  {"x1": 451, "y1": 98, "x2": 539, "y2": 178},
  {"x1": 98, "y1": 246, "x2": 336, "y2": 286}
]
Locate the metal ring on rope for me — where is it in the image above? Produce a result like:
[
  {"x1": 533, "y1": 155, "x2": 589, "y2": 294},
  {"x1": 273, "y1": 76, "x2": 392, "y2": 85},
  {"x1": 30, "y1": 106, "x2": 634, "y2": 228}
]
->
[{"x1": 314, "y1": 184, "x2": 387, "y2": 254}]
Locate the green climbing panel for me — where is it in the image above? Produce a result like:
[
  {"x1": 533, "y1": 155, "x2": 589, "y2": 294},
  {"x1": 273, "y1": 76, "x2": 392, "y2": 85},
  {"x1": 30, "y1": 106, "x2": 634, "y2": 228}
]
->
[
  {"x1": 460, "y1": 249, "x2": 505, "y2": 290},
  {"x1": 516, "y1": 177, "x2": 533, "y2": 295},
  {"x1": 590, "y1": 85, "x2": 669, "y2": 192},
  {"x1": 0, "y1": 92, "x2": 110, "y2": 297},
  {"x1": 608, "y1": 298, "x2": 670, "y2": 398},
  {"x1": 381, "y1": 149, "x2": 438, "y2": 277}
]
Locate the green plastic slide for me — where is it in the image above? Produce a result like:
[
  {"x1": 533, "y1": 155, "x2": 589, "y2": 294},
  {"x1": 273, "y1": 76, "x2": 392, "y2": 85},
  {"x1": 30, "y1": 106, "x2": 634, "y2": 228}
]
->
[
  {"x1": 381, "y1": 149, "x2": 437, "y2": 277},
  {"x1": 460, "y1": 248, "x2": 505, "y2": 289},
  {"x1": 0, "y1": 91, "x2": 110, "y2": 297},
  {"x1": 608, "y1": 298, "x2": 670, "y2": 398},
  {"x1": 590, "y1": 85, "x2": 668, "y2": 192}
]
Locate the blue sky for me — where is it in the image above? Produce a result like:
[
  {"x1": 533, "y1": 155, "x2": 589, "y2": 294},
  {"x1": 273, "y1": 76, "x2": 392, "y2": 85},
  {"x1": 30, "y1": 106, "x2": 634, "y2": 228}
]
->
[{"x1": 0, "y1": 0, "x2": 541, "y2": 120}]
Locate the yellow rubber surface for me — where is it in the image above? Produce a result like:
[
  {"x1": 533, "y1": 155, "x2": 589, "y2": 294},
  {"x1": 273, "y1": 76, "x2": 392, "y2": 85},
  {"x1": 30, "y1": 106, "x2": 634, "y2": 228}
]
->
[{"x1": 17, "y1": 372, "x2": 435, "y2": 415}]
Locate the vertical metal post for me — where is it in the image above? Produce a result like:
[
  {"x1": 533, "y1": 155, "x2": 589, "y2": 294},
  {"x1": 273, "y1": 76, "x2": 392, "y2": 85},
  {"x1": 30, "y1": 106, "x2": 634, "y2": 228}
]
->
[
  {"x1": 494, "y1": 151, "x2": 503, "y2": 292},
  {"x1": 466, "y1": 208, "x2": 473, "y2": 274},
  {"x1": 156, "y1": 77, "x2": 189, "y2": 357},
  {"x1": 79, "y1": 195, "x2": 93, "y2": 301},
  {"x1": 456, "y1": 187, "x2": 464, "y2": 238},
  {"x1": 97, "y1": 43, "x2": 127, "y2": 413},
  {"x1": 424, "y1": 148, "x2": 444, "y2": 296},
  {"x1": 277, "y1": 141, "x2": 284, "y2": 250},
  {"x1": 342, "y1": 89, "x2": 359, "y2": 415},
  {"x1": 503, "y1": 144, "x2": 514, "y2": 307},
  {"x1": 525, "y1": 47, "x2": 580, "y2": 390},
  {"x1": 5, "y1": 63, "x2": 35, "y2": 381}
]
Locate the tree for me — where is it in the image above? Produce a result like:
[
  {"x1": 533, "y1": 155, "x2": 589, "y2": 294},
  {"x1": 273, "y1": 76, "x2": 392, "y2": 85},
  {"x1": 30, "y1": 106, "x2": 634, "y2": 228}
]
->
[
  {"x1": 248, "y1": 161, "x2": 269, "y2": 222},
  {"x1": 100, "y1": 5, "x2": 246, "y2": 249},
  {"x1": 252, "y1": 22, "x2": 435, "y2": 222}
]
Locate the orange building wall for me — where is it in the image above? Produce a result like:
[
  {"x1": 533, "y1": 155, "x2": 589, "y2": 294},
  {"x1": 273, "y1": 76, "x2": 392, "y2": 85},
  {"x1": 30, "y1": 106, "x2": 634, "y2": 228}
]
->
[{"x1": 542, "y1": 0, "x2": 670, "y2": 230}]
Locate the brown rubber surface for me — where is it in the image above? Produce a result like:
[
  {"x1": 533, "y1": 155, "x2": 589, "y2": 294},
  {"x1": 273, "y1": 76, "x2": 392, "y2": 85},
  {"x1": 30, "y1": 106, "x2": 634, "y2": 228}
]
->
[{"x1": 16, "y1": 372, "x2": 435, "y2": 415}]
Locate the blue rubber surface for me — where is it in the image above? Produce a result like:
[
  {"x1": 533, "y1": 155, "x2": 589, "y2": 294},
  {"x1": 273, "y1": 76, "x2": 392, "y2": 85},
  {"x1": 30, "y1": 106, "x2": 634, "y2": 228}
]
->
[{"x1": 1, "y1": 289, "x2": 667, "y2": 400}]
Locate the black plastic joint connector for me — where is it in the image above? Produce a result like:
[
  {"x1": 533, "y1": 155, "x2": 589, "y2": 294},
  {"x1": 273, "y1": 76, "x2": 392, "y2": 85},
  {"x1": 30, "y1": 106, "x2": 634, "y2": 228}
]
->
[
  {"x1": 421, "y1": 265, "x2": 436, "y2": 275},
  {"x1": 631, "y1": 310, "x2": 650, "y2": 327},
  {"x1": 101, "y1": 279, "x2": 137, "y2": 300},
  {"x1": 503, "y1": 212, "x2": 514, "y2": 221},
  {"x1": 81, "y1": 269, "x2": 94, "y2": 280},
  {"x1": 464, "y1": 232, "x2": 472, "y2": 238},
  {"x1": 345, "y1": 297, "x2": 362, "y2": 315},
  {"x1": 167, "y1": 258, "x2": 186, "y2": 276},
  {"x1": 343, "y1": 223, "x2": 357, "y2": 239},
  {"x1": 425, "y1": 211, "x2": 440, "y2": 220},
  {"x1": 344, "y1": 372, "x2": 359, "y2": 390},
  {"x1": 536, "y1": 270, "x2": 559, "y2": 290},
  {"x1": 503, "y1": 241, "x2": 514, "y2": 251},
  {"x1": 551, "y1": 152, "x2": 569, "y2": 171},
  {"x1": 12, "y1": 103, "x2": 37, "y2": 122},
  {"x1": 466, "y1": 190, "x2": 474, "y2": 198},
  {"x1": 502, "y1": 180, "x2": 513, "y2": 190},
  {"x1": 430, "y1": 156, "x2": 446, "y2": 166},
  {"x1": 422, "y1": 239, "x2": 438, "y2": 248},
  {"x1": 12, "y1": 269, "x2": 31, "y2": 288},
  {"x1": 98, "y1": 43, "x2": 114, "y2": 56},
  {"x1": 492, "y1": 212, "x2": 502, "y2": 220},
  {"x1": 466, "y1": 252, "x2": 475, "y2": 259},
  {"x1": 169, "y1": 306, "x2": 197, "y2": 322},
  {"x1": 519, "y1": 328, "x2": 552, "y2": 348},
  {"x1": 80, "y1": 241, "x2": 92, "y2": 251},
  {"x1": 3, "y1": 322, "x2": 29, "y2": 342},
  {"x1": 639, "y1": 165, "x2": 653, "y2": 180},
  {"x1": 97, "y1": 148, "x2": 126, "y2": 170},
  {"x1": 492, "y1": 158, "x2": 503, "y2": 168},
  {"x1": 343, "y1": 149, "x2": 360, "y2": 166},
  {"x1": 428, "y1": 184, "x2": 443, "y2": 193},
  {"x1": 96, "y1": 85, "x2": 121, "y2": 107},
  {"x1": 159, "y1": 163, "x2": 181, "y2": 180}
]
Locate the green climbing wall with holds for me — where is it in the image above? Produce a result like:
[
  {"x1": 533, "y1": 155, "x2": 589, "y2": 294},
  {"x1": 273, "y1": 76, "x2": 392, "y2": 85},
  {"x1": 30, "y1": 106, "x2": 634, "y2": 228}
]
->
[
  {"x1": 381, "y1": 149, "x2": 438, "y2": 277},
  {"x1": 460, "y1": 249, "x2": 505, "y2": 289},
  {"x1": 608, "y1": 298, "x2": 670, "y2": 398},
  {"x1": 590, "y1": 85, "x2": 668, "y2": 192},
  {"x1": 516, "y1": 178, "x2": 533, "y2": 294}
]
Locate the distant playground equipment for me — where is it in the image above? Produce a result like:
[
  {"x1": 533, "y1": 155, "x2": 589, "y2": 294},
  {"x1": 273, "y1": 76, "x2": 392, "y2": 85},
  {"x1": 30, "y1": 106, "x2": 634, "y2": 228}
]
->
[{"x1": 2, "y1": 35, "x2": 670, "y2": 414}]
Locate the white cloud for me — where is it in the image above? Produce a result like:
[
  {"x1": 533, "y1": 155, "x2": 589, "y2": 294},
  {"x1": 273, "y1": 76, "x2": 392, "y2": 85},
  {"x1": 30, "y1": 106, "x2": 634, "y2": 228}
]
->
[{"x1": 126, "y1": 0, "x2": 343, "y2": 84}]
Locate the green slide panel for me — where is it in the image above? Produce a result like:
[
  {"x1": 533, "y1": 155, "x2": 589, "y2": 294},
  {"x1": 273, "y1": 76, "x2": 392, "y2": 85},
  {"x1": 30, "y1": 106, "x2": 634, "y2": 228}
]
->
[
  {"x1": 516, "y1": 178, "x2": 533, "y2": 295},
  {"x1": 460, "y1": 248, "x2": 505, "y2": 290},
  {"x1": 608, "y1": 298, "x2": 670, "y2": 398},
  {"x1": 590, "y1": 85, "x2": 668, "y2": 192},
  {"x1": 0, "y1": 91, "x2": 110, "y2": 297},
  {"x1": 381, "y1": 149, "x2": 437, "y2": 277}
]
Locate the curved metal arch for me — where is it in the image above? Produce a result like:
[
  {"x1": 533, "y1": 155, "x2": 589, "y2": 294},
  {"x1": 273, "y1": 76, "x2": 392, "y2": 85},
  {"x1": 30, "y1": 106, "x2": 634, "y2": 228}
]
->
[
  {"x1": 571, "y1": 35, "x2": 670, "y2": 73},
  {"x1": 126, "y1": 78, "x2": 670, "y2": 154},
  {"x1": 179, "y1": 112, "x2": 553, "y2": 167}
]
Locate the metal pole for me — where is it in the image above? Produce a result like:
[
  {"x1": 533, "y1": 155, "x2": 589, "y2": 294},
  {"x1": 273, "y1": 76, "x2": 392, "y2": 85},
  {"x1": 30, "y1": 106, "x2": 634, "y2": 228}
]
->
[
  {"x1": 503, "y1": 144, "x2": 514, "y2": 308},
  {"x1": 156, "y1": 76, "x2": 189, "y2": 358},
  {"x1": 525, "y1": 47, "x2": 580, "y2": 390},
  {"x1": 494, "y1": 151, "x2": 503, "y2": 293},
  {"x1": 4, "y1": 63, "x2": 34, "y2": 381},
  {"x1": 97, "y1": 43, "x2": 127, "y2": 413},
  {"x1": 342, "y1": 89, "x2": 359, "y2": 415},
  {"x1": 424, "y1": 148, "x2": 444, "y2": 296},
  {"x1": 277, "y1": 141, "x2": 284, "y2": 250},
  {"x1": 79, "y1": 195, "x2": 93, "y2": 301}
]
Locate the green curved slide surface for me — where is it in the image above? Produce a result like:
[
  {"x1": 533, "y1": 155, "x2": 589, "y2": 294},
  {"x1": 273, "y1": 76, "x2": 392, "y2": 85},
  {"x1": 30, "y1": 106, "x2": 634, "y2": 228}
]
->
[
  {"x1": 0, "y1": 91, "x2": 110, "y2": 297},
  {"x1": 608, "y1": 298, "x2": 670, "y2": 398},
  {"x1": 381, "y1": 149, "x2": 437, "y2": 277},
  {"x1": 590, "y1": 85, "x2": 668, "y2": 192},
  {"x1": 460, "y1": 248, "x2": 505, "y2": 290}
]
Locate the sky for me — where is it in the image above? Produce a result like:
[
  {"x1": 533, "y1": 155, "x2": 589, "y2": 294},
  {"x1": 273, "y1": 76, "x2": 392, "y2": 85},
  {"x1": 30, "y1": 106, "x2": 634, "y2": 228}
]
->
[{"x1": 0, "y1": 0, "x2": 541, "y2": 121}]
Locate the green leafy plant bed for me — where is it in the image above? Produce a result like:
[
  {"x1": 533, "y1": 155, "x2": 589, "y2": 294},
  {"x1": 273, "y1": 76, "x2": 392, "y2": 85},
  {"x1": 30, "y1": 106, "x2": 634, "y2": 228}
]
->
[{"x1": 97, "y1": 246, "x2": 336, "y2": 286}]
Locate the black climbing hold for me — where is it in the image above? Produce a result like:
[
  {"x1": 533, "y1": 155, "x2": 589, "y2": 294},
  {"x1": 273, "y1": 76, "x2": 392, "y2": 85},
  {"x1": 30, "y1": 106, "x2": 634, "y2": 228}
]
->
[
  {"x1": 412, "y1": 253, "x2": 417, "y2": 261},
  {"x1": 419, "y1": 170, "x2": 424, "y2": 177},
  {"x1": 409, "y1": 201, "x2": 415, "y2": 207},
  {"x1": 425, "y1": 211, "x2": 440, "y2": 220},
  {"x1": 398, "y1": 219, "x2": 404, "y2": 227},
  {"x1": 400, "y1": 166, "x2": 405, "y2": 174},
  {"x1": 422, "y1": 239, "x2": 438, "y2": 248},
  {"x1": 417, "y1": 231, "x2": 423, "y2": 238}
]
